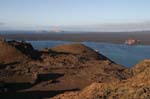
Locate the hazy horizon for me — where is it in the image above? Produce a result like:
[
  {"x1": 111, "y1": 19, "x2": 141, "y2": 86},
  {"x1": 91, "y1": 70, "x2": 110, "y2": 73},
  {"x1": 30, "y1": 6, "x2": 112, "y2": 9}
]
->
[{"x1": 0, "y1": 0, "x2": 150, "y2": 32}]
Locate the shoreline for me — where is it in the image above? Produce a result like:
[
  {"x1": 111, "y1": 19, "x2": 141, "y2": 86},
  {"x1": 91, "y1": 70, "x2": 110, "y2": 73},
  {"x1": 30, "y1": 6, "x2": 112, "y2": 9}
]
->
[{"x1": 1, "y1": 33, "x2": 150, "y2": 45}]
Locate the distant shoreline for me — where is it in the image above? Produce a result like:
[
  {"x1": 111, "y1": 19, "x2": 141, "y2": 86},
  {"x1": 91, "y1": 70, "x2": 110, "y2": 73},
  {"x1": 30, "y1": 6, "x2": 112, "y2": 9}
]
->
[{"x1": 1, "y1": 32, "x2": 150, "y2": 45}]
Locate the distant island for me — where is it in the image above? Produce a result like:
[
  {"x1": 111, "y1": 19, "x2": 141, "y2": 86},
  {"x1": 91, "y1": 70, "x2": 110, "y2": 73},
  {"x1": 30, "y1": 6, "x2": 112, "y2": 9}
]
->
[{"x1": 1, "y1": 31, "x2": 150, "y2": 45}]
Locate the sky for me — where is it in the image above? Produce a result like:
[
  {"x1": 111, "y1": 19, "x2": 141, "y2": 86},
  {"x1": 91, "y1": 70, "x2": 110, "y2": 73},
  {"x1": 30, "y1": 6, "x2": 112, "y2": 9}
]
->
[{"x1": 0, "y1": 0, "x2": 150, "y2": 31}]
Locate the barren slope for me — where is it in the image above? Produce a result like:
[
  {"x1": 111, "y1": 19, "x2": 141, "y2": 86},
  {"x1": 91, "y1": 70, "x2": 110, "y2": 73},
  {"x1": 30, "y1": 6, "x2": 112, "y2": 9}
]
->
[{"x1": 50, "y1": 60, "x2": 150, "y2": 99}]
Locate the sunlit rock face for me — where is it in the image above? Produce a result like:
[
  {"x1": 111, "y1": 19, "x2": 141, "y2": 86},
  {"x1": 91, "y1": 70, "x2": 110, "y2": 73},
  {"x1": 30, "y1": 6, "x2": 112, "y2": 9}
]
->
[
  {"x1": 0, "y1": 40, "x2": 41, "y2": 64},
  {"x1": 2, "y1": 40, "x2": 150, "y2": 99},
  {"x1": 50, "y1": 60, "x2": 150, "y2": 99},
  {"x1": 0, "y1": 41, "x2": 27, "y2": 64}
]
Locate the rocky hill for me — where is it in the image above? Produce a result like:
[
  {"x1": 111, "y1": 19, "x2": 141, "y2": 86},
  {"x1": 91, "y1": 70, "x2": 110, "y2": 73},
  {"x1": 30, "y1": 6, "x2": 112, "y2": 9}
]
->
[
  {"x1": 48, "y1": 60, "x2": 150, "y2": 99},
  {"x1": 31, "y1": 43, "x2": 128, "y2": 91},
  {"x1": 0, "y1": 40, "x2": 27, "y2": 64},
  {"x1": 0, "y1": 40, "x2": 150, "y2": 99},
  {"x1": 0, "y1": 40, "x2": 41, "y2": 63}
]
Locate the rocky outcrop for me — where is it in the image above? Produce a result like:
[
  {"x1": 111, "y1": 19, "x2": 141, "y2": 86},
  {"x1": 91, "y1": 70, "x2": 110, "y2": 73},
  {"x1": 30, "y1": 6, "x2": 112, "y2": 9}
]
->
[
  {"x1": 132, "y1": 60, "x2": 150, "y2": 75},
  {"x1": 26, "y1": 43, "x2": 128, "y2": 91},
  {"x1": 49, "y1": 60, "x2": 150, "y2": 99},
  {"x1": 0, "y1": 40, "x2": 41, "y2": 64},
  {"x1": 0, "y1": 41, "x2": 28, "y2": 64},
  {"x1": 1, "y1": 40, "x2": 150, "y2": 99},
  {"x1": 50, "y1": 43, "x2": 108, "y2": 60},
  {"x1": 0, "y1": 41, "x2": 129, "y2": 94},
  {"x1": 8, "y1": 40, "x2": 40, "y2": 59}
]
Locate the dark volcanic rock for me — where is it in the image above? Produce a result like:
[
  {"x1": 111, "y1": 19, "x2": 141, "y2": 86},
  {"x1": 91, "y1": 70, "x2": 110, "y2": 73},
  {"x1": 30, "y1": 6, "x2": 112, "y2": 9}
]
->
[
  {"x1": 8, "y1": 40, "x2": 41, "y2": 60},
  {"x1": 49, "y1": 60, "x2": 150, "y2": 99},
  {"x1": 50, "y1": 43, "x2": 108, "y2": 60},
  {"x1": 0, "y1": 40, "x2": 41, "y2": 64},
  {"x1": 2, "y1": 41, "x2": 145, "y2": 99},
  {"x1": 0, "y1": 41, "x2": 28, "y2": 64},
  {"x1": 26, "y1": 43, "x2": 129, "y2": 91}
]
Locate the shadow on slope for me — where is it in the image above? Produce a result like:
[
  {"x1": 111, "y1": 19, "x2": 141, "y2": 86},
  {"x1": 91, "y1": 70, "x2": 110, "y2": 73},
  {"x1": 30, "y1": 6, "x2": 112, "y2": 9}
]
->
[{"x1": 0, "y1": 89, "x2": 79, "y2": 99}]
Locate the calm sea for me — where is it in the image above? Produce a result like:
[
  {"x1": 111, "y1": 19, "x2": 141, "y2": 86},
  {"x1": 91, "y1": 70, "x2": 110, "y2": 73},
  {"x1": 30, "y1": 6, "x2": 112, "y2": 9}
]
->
[{"x1": 27, "y1": 40, "x2": 150, "y2": 67}]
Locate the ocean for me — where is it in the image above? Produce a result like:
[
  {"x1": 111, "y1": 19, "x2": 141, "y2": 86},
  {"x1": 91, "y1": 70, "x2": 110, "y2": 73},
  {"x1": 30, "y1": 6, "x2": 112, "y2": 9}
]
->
[{"x1": 27, "y1": 40, "x2": 150, "y2": 67}]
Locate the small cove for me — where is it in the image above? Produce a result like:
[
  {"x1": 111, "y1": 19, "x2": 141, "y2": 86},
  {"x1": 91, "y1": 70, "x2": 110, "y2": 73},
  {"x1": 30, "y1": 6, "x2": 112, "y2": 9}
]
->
[{"x1": 28, "y1": 40, "x2": 150, "y2": 67}]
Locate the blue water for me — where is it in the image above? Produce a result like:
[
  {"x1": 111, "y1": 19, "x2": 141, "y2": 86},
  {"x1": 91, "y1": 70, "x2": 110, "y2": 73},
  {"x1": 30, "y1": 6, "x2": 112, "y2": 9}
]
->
[{"x1": 27, "y1": 40, "x2": 150, "y2": 67}]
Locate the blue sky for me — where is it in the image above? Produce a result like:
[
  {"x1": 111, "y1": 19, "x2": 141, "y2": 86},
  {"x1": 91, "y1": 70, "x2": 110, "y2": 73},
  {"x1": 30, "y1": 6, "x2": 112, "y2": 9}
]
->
[{"x1": 0, "y1": 0, "x2": 150, "y2": 31}]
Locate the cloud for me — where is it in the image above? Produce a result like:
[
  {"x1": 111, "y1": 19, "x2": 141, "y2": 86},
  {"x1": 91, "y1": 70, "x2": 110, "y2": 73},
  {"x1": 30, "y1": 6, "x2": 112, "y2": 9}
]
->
[
  {"x1": 1, "y1": 21, "x2": 150, "y2": 31},
  {"x1": 62, "y1": 21, "x2": 150, "y2": 32}
]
